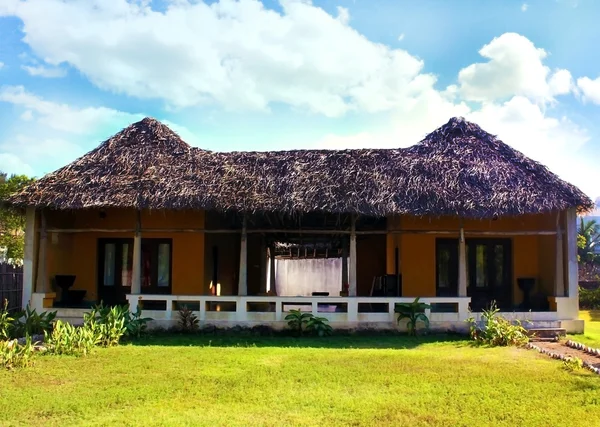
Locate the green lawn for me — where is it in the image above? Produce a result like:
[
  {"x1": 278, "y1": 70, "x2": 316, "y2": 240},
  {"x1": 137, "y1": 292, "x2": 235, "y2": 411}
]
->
[
  {"x1": 1, "y1": 334, "x2": 599, "y2": 427},
  {"x1": 569, "y1": 310, "x2": 600, "y2": 347}
]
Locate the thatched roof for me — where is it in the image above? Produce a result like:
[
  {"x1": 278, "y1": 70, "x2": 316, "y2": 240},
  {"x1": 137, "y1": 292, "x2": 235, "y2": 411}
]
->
[{"x1": 7, "y1": 117, "x2": 593, "y2": 218}]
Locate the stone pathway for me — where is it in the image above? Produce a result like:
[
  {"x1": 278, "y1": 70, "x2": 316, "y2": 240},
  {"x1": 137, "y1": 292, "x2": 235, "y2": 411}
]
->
[{"x1": 528, "y1": 340, "x2": 600, "y2": 374}]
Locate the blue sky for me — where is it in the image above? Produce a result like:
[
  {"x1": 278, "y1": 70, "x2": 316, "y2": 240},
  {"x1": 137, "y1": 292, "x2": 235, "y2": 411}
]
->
[{"x1": 0, "y1": 0, "x2": 599, "y2": 201}]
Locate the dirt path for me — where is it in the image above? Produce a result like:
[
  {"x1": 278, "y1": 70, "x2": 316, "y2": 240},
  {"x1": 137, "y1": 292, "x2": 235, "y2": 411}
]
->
[{"x1": 530, "y1": 340, "x2": 600, "y2": 372}]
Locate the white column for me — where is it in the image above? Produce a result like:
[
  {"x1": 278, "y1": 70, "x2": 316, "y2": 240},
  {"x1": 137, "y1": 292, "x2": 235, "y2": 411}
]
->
[
  {"x1": 341, "y1": 243, "x2": 348, "y2": 292},
  {"x1": 565, "y1": 208, "x2": 578, "y2": 298},
  {"x1": 458, "y1": 225, "x2": 467, "y2": 297},
  {"x1": 22, "y1": 207, "x2": 37, "y2": 308},
  {"x1": 131, "y1": 212, "x2": 142, "y2": 294},
  {"x1": 349, "y1": 216, "x2": 357, "y2": 297},
  {"x1": 269, "y1": 246, "x2": 277, "y2": 295},
  {"x1": 238, "y1": 216, "x2": 248, "y2": 296},
  {"x1": 554, "y1": 212, "x2": 565, "y2": 297},
  {"x1": 35, "y1": 210, "x2": 48, "y2": 293}
]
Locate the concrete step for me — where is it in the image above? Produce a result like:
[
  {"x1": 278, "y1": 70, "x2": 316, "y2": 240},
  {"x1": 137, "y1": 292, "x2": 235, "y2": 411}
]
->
[{"x1": 527, "y1": 327, "x2": 566, "y2": 340}]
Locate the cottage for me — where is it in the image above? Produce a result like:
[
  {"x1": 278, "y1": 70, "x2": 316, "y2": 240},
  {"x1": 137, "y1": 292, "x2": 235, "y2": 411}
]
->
[{"x1": 8, "y1": 117, "x2": 592, "y2": 332}]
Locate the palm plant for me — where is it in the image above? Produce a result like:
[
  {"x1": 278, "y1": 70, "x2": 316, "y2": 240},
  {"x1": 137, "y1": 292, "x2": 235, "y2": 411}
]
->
[
  {"x1": 394, "y1": 297, "x2": 431, "y2": 336},
  {"x1": 578, "y1": 218, "x2": 600, "y2": 264}
]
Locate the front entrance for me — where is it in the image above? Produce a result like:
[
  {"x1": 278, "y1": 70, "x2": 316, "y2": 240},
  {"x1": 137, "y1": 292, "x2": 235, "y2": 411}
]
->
[
  {"x1": 436, "y1": 238, "x2": 512, "y2": 311},
  {"x1": 98, "y1": 238, "x2": 172, "y2": 306}
]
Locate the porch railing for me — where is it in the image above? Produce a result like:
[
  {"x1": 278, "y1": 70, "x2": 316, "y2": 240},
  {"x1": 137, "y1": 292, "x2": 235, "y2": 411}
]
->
[{"x1": 125, "y1": 294, "x2": 472, "y2": 325}]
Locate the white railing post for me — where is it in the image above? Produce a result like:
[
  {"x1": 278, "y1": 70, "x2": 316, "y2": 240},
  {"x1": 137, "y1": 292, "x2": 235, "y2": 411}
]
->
[
  {"x1": 199, "y1": 296, "x2": 206, "y2": 321},
  {"x1": 347, "y1": 298, "x2": 358, "y2": 322},
  {"x1": 311, "y1": 301, "x2": 318, "y2": 315},
  {"x1": 236, "y1": 297, "x2": 247, "y2": 321},
  {"x1": 275, "y1": 299, "x2": 282, "y2": 321}
]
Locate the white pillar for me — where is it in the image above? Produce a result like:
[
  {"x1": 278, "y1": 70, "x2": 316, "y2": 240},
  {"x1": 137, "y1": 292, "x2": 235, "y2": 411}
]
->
[
  {"x1": 238, "y1": 216, "x2": 248, "y2": 296},
  {"x1": 131, "y1": 212, "x2": 142, "y2": 294},
  {"x1": 349, "y1": 216, "x2": 357, "y2": 297},
  {"x1": 22, "y1": 207, "x2": 37, "y2": 308},
  {"x1": 565, "y1": 208, "x2": 578, "y2": 298},
  {"x1": 458, "y1": 226, "x2": 467, "y2": 297},
  {"x1": 341, "y1": 242, "x2": 348, "y2": 291},
  {"x1": 554, "y1": 212, "x2": 565, "y2": 297},
  {"x1": 35, "y1": 210, "x2": 48, "y2": 293},
  {"x1": 268, "y1": 246, "x2": 277, "y2": 295}
]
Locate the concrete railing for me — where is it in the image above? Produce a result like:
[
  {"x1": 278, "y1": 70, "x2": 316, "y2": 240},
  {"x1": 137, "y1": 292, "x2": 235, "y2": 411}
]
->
[{"x1": 125, "y1": 294, "x2": 472, "y2": 329}]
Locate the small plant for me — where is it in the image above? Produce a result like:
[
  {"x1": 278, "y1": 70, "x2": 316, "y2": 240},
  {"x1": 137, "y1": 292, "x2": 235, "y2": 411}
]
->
[
  {"x1": 562, "y1": 356, "x2": 584, "y2": 372},
  {"x1": 305, "y1": 316, "x2": 332, "y2": 337},
  {"x1": 84, "y1": 304, "x2": 126, "y2": 347},
  {"x1": 0, "y1": 299, "x2": 15, "y2": 340},
  {"x1": 394, "y1": 297, "x2": 431, "y2": 336},
  {"x1": 285, "y1": 309, "x2": 313, "y2": 335},
  {"x1": 177, "y1": 305, "x2": 199, "y2": 332},
  {"x1": 45, "y1": 320, "x2": 99, "y2": 356},
  {"x1": 125, "y1": 305, "x2": 152, "y2": 338},
  {"x1": 0, "y1": 336, "x2": 35, "y2": 369},
  {"x1": 14, "y1": 305, "x2": 56, "y2": 337},
  {"x1": 467, "y1": 302, "x2": 529, "y2": 347}
]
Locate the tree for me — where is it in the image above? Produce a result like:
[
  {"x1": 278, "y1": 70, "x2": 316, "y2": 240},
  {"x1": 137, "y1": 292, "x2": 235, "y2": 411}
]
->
[
  {"x1": 578, "y1": 218, "x2": 600, "y2": 265},
  {"x1": 0, "y1": 172, "x2": 36, "y2": 262}
]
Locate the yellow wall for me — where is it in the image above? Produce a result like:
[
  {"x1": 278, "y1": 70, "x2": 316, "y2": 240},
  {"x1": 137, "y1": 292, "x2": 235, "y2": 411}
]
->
[
  {"x1": 386, "y1": 213, "x2": 561, "y2": 304},
  {"x1": 45, "y1": 209, "x2": 205, "y2": 301}
]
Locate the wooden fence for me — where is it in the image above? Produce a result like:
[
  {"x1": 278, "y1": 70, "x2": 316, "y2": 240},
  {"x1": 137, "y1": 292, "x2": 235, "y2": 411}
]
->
[{"x1": 0, "y1": 263, "x2": 23, "y2": 312}]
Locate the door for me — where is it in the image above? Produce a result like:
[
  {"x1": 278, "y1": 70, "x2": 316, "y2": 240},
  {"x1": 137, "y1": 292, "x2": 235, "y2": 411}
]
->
[
  {"x1": 98, "y1": 238, "x2": 172, "y2": 306},
  {"x1": 436, "y1": 238, "x2": 512, "y2": 311}
]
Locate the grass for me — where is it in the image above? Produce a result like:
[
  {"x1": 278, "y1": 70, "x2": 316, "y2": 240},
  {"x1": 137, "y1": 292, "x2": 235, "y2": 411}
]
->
[
  {"x1": 568, "y1": 310, "x2": 600, "y2": 347},
  {"x1": 1, "y1": 334, "x2": 600, "y2": 426}
]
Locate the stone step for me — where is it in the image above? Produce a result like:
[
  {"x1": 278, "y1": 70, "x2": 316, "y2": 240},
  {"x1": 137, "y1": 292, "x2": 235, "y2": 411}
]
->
[{"x1": 527, "y1": 327, "x2": 566, "y2": 339}]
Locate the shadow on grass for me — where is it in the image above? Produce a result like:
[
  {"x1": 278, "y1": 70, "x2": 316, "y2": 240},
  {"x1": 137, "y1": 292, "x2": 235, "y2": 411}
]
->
[{"x1": 128, "y1": 332, "x2": 469, "y2": 350}]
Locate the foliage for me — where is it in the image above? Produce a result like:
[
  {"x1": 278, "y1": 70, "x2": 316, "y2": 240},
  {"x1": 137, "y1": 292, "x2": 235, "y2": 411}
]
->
[
  {"x1": 467, "y1": 302, "x2": 529, "y2": 347},
  {"x1": 177, "y1": 305, "x2": 199, "y2": 332},
  {"x1": 0, "y1": 172, "x2": 36, "y2": 262},
  {"x1": 394, "y1": 297, "x2": 431, "y2": 336},
  {"x1": 0, "y1": 336, "x2": 35, "y2": 369},
  {"x1": 0, "y1": 299, "x2": 15, "y2": 340},
  {"x1": 579, "y1": 287, "x2": 600, "y2": 310},
  {"x1": 125, "y1": 305, "x2": 152, "y2": 338},
  {"x1": 83, "y1": 304, "x2": 126, "y2": 347},
  {"x1": 284, "y1": 309, "x2": 314, "y2": 334},
  {"x1": 45, "y1": 320, "x2": 99, "y2": 356},
  {"x1": 578, "y1": 218, "x2": 600, "y2": 265},
  {"x1": 562, "y1": 356, "x2": 583, "y2": 372},
  {"x1": 305, "y1": 316, "x2": 332, "y2": 337},
  {"x1": 13, "y1": 305, "x2": 56, "y2": 337}
]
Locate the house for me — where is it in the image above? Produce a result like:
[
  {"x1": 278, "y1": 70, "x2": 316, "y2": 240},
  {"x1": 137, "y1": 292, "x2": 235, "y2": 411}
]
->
[{"x1": 8, "y1": 117, "x2": 593, "y2": 332}]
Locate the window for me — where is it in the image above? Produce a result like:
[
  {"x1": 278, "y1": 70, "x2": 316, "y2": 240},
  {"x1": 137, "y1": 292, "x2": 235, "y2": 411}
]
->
[{"x1": 103, "y1": 244, "x2": 116, "y2": 287}]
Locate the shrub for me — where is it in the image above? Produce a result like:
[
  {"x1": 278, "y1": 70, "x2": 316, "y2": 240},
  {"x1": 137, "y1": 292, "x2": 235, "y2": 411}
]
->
[
  {"x1": 394, "y1": 297, "x2": 431, "y2": 336},
  {"x1": 178, "y1": 306, "x2": 199, "y2": 332},
  {"x1": 467, "y1": 302, "x2": 529, "y2": 347},
  {"x1": 579, "y1": 286, "x2": 600, "y2": 310},
  {"x1": 0, "y1": 336, "x2": 35, "y2": 369},
  {"x1": 14, "y1": 305, "x2": 56, "y2": 337},
  {"x1": 305, "y1": 316, "x2": 332, "y2": 337},
  {"x1": 0, "y1": 299, "x2": 15, "y2": 340},
  {"x1": 45, "y1": 320, "x2": 99, "y2": 356},
  {"x1": 125, "y1": 305, "x2": 152, "y2": 338},
  {"x1": 83, "y1": 304, "x2": 126, "y2": 347},
  {"x1": 562, "y1": 356, "x2": 584, "y2": 372},
  {"x1": 285, "y1": 309, "x2": 313, "y2": 334}
]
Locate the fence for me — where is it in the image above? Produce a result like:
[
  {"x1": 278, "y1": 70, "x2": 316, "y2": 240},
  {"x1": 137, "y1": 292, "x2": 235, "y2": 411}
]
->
[{"x1": 0, "y1": 263, "x2": 23, "y2": 311}]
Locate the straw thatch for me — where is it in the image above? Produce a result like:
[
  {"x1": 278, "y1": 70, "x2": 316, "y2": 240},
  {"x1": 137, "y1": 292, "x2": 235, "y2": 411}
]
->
[{"x1": 7, "y1": 117, "x2": 593, "y2": 218}]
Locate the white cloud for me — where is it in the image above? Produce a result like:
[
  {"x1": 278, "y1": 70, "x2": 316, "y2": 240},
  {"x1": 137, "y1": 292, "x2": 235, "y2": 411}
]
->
[
  {"x1": 0, "y1": 153, "x2": 35, "y2": 177},
  {"x1": 0, "y1": 62, "x2": 4, "y2": 69},
  {"x1": 548, "y1": 69, "x2": 573, "y2": 95},
  {"x1": 0, "y1": 85, "x2": 143, "y2": 134},
  {"x1": 20, "y1": 110, "x2": 33, "y2": 121},
  {"x1": 457, "y1": 33, "x2": 569, "y2": 103},
  {"x1": 398, "y1": 33, "x2": 405, "y2": 42},
  {"x1": 0, "y1": 0, "x2": 435, "y2": 117},
  {"x1": 521, "y1": 3, "x2": 528, "y2": 12},
  {"x1": 577, "y1": 76, "x2": 600, "y2": 104},
  {"x1": 21, "y1": 64, "x2": 67, "y2": 78}
]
